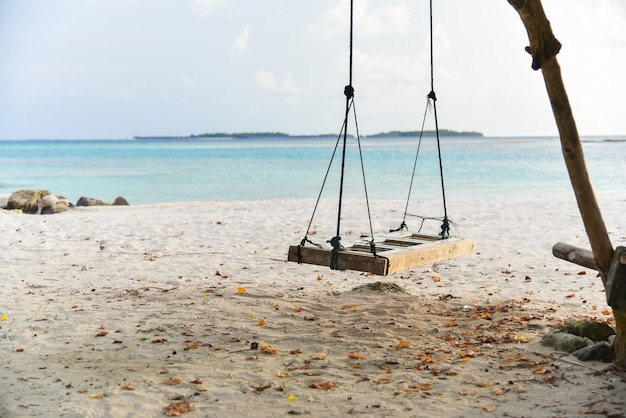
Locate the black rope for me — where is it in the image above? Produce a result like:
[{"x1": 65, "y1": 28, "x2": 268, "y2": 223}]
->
[
  {"x1": 397, "y1": 0, "x2": 450, "y2": 239},
  {"x1": 330, "y1": 0, "x2": 356, "y2": 270},
  {"x1": 429, "y1": 0, "x2": 450, "y2": 239}
]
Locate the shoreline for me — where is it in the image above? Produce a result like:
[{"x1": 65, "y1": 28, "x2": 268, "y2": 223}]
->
[{"x1": 1, "y1": 195, "x2": 625, "y2": 416}]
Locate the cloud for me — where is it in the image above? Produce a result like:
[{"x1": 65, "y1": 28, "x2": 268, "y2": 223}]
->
[
  {"x1": 308, "y1": 0, "x2": 410, "y2": 39},
  {"x1": 191, "y1": 0, "x2": 230, "y2": 18},
  {"x1": 230, "y1": 27, "x2": 249, "y2": 56},
  {"x1": 254, "y1": 68, "x2": 309, "y2": 104}
]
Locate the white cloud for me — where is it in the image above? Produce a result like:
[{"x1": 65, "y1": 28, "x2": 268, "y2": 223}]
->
[
  {"x1": 191, "y1": 0, "x2": 230, "y2": 18},
  {"x1": 308, "y1": 0, "x2": 410, "y2": 39},
  {"x1": 230, "y1": 27, "x2": 249, "y2": 56},
  {"x1": 254, "y1": 68, "x2": 309, "y2": 104}
]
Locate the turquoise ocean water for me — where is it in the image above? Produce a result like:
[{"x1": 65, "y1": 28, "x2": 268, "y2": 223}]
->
[{"x1": 1, "y1": 135, "x2": 625, "y2": 205}]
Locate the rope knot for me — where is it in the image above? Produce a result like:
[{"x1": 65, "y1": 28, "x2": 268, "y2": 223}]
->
[
  {"x1": 439, "y1": 217, "x2": 450, "y2": 239},
  {"x1": 428, "y1": 90, "x2": 437, "y2": 101},
  {"x1": 344, "y1": 85, "x2": 354, "y2": 99},
  {"x1": 329, "y1": 236, "x2": 344, "y2": 270}
]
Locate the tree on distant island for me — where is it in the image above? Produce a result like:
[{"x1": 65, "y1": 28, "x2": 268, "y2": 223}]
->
[{"x1": 188, "y1": 129, "x2": 483, "y2": 139}]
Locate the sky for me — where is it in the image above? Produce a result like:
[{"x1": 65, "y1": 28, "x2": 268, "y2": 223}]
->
[{"x1": 1, "y1": 0, "x2": 625, "y2": 139}]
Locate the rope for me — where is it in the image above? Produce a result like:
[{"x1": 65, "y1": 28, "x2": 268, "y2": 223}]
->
[
  {"x1": 397, "y1": 0, "x2": 450, "y2": 239},
  {"x1": 429, "y1": 0, "x2": 450, "y2": 239},
  {"x1": 330, "y1": 0, "x2": 355, "y2": 270}
]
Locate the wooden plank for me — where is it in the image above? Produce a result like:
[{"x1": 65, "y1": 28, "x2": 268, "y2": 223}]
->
[
  {"x1": 384, "y1": 238, "x2": 476, "y2": 275},
  {"x1": 288, "y1": 236, "x2": 475, "y2": 276},
  {"x1": 288, "y1": 245, "x2": 390, "y2": 275},
  {"x1": 552, "y1": 242, "x2": 598, "y2": 270},
  {"x1": 606, "y1": 246, "x2": 626, "y2": 310}
]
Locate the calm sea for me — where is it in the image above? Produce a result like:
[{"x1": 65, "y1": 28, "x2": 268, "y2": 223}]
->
[{"x1": 1, "y1": 135, "x2": 624, "y2": 205}]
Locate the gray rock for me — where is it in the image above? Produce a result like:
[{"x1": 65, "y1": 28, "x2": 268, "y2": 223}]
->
[
  {"x1": 560, "y1": 320, "x2": 615, "y2": 342},
  {"x1": 6, "y1": 189, "x2": 51, "y2": 214},
  {"x1": 112, "y1": 196, "x2": 129, "y2": 205},
  {"x1": 541, "y1": 331, "x2": 593, "y2": 353},
  {"x1": 76, "y1": 196, "x2": 104, "y2": 207},
  {"x1": 40, "y1": 195, "x2": 72, "y2": 215},
  {"x1": 573, "y1": 341, "x2": 613, "y2": 362}
]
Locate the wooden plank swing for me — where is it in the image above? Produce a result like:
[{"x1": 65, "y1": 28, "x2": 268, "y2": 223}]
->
[
  {"x1": 289, "y1": 233, "x2": 475, "y2": 276},
  {"x1": 287, "y1": 0, "x2": 474, "y2": 276}
]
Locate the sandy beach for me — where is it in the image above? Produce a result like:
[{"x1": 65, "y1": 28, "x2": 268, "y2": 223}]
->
[{"x1": 1, "y1": 194, "x2": 625, "y2": 417}]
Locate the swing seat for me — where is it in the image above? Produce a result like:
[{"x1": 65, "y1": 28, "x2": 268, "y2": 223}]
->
[{"x1": 288, "y1": 233, "x2": 475, "y2": 276}]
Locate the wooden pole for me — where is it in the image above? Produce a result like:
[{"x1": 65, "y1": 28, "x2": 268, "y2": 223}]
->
[{"x1": 507, "y1": 0, "x2": 625, "y2": 368}]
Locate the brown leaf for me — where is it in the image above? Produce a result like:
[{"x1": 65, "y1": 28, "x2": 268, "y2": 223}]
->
[
  {"x1": 162, "y1": 377, "x2": 182, "y2": 385},
  {"x1": 374, "y1": 378, "x2": 392, "y2": 384},
  {"x1": 120, "y1": 385, "x2": 136, "y2": 391},
  {"x1": 377, "y1": 364, "x2": 393, "y2": 374},
  {"x1": 184, "y1": 343, "x2": 199, "y2": 351},
  {"x1": 310, "y1": 381, "x2": 335, "y2": 390},
  {"x1": 164, "y1": 401, "x2": 194, "y2": 416}
]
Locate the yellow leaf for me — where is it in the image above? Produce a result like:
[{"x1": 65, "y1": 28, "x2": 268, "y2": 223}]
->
[
  {"x1": 288, "y1": 395, "x2": 298, "y2": 402},
  {"x1": 1, "y1": 315, "x2": 8, "y2": 321},
  {"x1": 514, "y1": 334, "x2": 530, "y2": 343},
  {"x1": 236, "y1": 287, "x2": 247, "y2": 294},
  {"x1": 396, "y1": 341, "x2": 411, "y2": 349},
  {"x1": 89, "y1": 393, "x2": 104, "y2": 399}
]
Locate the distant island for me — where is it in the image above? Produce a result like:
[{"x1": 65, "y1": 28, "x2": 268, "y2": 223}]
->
[{"x1": 133, "y1": 129, "x2": 483, "y2": 140}]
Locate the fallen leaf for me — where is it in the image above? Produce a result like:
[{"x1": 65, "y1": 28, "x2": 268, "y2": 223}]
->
[
  {"x1": 184, "y1": 343, "x2": 199, "y2": 350},
  {"x1": 348, "y1": 353, "x2": 365, "y2": 360},
  {"x1": 235, "y1": 287, "x2": 247, "y2": 295},
  {"x1": 89, "y1": 393, "x2": 104, "y2": 399},
  {"x1": 374, "y1": 378, "x2": 392, "y2": 384},
  {"x1": 162, "y1": 377, "x2": 182, "y2": 385},
  {"x1": 310, "y1": 381, "x2": 335, "y2": 390},
  {"x1": 258, "y1": 319, "x2": 266, "y2": 326},
  {"x1": 260, "y1": 343, "x2": 277, "y2": 355},
  {"x1": 290, "y1": 349, "x2": 302, "y2": 355},
  {"x1": 120, "y1": 385, "x2": 136, "y2": 391},
  {"x1": 292, "y1": 307, "x2": 302, "y2": 313},
  {"x1": 378, "y1": 364, "x2": 393, "y2": 374},
  {"x1": 164, "y1": 401, "x2": 194, "y2": 416},
  {"x1": 514, "y1": 335, "x2": 531, "y2": 343},
  {"x1": 483, "y1": 405, "x2": 497, "y2": 413},
  {"x1": 189, "y1": 379, "x2": 202, "y2": 384},
  {"x1": 459, "y1": 389, "x2": 476, "y2": 396},
  {"x1": 396, "y1": 341, "x2": 411, "y2": 349}
]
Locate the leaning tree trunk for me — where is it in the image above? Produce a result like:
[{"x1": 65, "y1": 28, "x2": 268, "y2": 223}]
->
[{"x1": 507, "y1": 0, "x2": 625, "y2": 368}]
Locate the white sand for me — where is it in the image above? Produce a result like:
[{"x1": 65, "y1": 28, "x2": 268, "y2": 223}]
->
[{"x1": 1, "y1": 194, "x2": 625, "y2": 417}]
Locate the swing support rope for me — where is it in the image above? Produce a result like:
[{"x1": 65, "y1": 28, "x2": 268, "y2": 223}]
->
[
  {"x1": 396, "y1": 0, "x2": 450, "y2": 239},
  {"x1": 297, "y1": 0, "x2": 378, "y2": 270}
]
